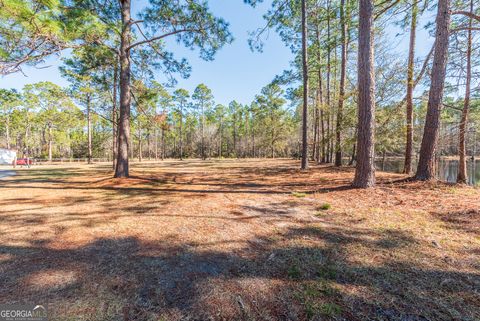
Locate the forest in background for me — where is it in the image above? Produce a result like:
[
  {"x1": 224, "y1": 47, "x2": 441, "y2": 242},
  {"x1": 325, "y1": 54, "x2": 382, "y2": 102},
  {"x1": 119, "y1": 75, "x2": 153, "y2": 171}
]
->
[{"x1": 0, "y1": 0, "x2": 479, "y2": 186}]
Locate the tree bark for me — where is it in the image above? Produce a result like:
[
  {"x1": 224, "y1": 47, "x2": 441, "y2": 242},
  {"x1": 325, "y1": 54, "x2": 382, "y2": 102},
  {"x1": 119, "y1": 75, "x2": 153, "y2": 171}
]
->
[
  {"x1": 301, "y1": 0, "x2": 309, "y2": 170},
  {"x1": 415, "y1": 0, "x2": 450, "y2": 180},
  {"x1": 335, "y1": 0, "x2": 347, "y2": 167},
  {"x1": 114, "y1": 0, "x2": 132, "y2": 178},
  {"x1": 353, "y1": 0, "x2": 376, "y2": 188},
  {"x1": 403, "y1": 0, "x2": 418, "y2": 174},
  {"x1": 457, "y1": 0, "x2": 473, "y2": 184}
]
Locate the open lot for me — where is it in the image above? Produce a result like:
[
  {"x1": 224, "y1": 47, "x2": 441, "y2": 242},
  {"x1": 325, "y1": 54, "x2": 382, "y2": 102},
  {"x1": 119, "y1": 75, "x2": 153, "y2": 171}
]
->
[{"x1": 0, "y1": 159, "x2": 479, "y2": 321}]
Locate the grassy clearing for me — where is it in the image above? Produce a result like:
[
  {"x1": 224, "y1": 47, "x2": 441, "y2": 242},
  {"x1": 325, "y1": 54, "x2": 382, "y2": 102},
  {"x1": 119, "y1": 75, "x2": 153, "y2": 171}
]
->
[{"x1": 0, "y1": 159, "x2": 479, "y2": 320}]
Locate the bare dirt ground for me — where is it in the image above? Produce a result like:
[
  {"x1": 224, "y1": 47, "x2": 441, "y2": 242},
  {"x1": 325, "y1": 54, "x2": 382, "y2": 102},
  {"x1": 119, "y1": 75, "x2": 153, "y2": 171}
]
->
[{"x1": 0, "y1": 159, "x2": 479, "y2": 321}]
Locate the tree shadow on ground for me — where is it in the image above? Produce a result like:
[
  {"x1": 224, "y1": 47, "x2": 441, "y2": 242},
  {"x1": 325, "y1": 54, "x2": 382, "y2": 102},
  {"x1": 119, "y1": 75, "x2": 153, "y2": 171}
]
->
[
  {"x1": 434, "y1": 209, "x2": 479, "y2": 235},
  {"x1": 0, "y1": 224, "x2": 478, "y2": 321}
]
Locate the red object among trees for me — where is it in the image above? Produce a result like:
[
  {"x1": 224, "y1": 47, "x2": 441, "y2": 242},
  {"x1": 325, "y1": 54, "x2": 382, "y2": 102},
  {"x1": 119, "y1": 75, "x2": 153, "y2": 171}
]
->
[{"x1": 15, "y1": 158, "x2": 33, "y2": 166}]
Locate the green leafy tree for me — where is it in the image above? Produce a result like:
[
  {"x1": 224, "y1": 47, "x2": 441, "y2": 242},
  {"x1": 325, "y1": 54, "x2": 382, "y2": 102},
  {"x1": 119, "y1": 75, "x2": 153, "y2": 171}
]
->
[{"x1": 0, "y1": 89, "x2": 21, "y2": 149}]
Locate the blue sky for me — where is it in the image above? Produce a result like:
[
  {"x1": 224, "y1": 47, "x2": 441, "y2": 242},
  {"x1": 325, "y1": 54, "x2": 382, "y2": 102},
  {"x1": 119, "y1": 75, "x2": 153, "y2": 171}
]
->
[
  {"x1": 0, "y1": 1, "x2": 436, "y2": 106},
  {"x1": 0, "y1": 1, "x2": 295, "y2": 106}
]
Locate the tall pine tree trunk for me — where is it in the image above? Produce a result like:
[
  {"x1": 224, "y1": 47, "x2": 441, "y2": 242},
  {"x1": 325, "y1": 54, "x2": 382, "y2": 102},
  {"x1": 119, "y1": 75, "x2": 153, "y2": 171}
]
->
[
  {"x1": 326, "y1": 0, "x2": 331, "y2": 163},
  {"x1": 87, "y1": 93, "x2": 92, "y2": 164},
  {"x1": 154, "y1": 127, "x2": 158, "y2": 160},
  {"x1": 404, "y1": 0, "x2": 418, "y2": 174},
  {"x1": 114, "y1": 0, "x2": 132, "y2": 178},
  {"x1": 335, "y1": 0, "x2": 347, "y2": 166},
  {"x1": 313, "y1": 103, "x2": 318, "y2": 161},
  {"x1": 353, "y1": 0, "x2": 376, "y2": 188},
  {"x1": 161, "y1": 127, "x2": 165, "y2": 160},
  {"x1": 179, "y1": 107, "x2": 183, "y2": 160},
  {"x1": 301, "y1": 0, "x2": 309, "y2": 170},
  {"x1": 48, "y1": 123, "x2": 53, "y2": 162},
  {"x1": 316, "y1": 24, "x2": 326, "y2": 163},
  {"x1": 138, "y1": 126, "x2": 142, "y2": 162},
  {"x1": 201, "y1": 104, "x2": 205, "y2": 160},
  {"x1": 112, "y1": 63, "x2": 118, "y2": 170},
  {"x1": 5, "y1": 118, "x2": 10, "y2": 149},
  {"x1": 457, "y1": 0, "x2": 473, "y2": 184},
  {"x1": 415, "y1": 0, "x2": 450, "y2": 180}
]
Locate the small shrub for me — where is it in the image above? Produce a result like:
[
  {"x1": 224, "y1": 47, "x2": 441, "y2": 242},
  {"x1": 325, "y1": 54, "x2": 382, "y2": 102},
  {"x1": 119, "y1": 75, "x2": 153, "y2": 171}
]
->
[{"x1": 318, "y1": 203, "x2": 331, "y2": 210}]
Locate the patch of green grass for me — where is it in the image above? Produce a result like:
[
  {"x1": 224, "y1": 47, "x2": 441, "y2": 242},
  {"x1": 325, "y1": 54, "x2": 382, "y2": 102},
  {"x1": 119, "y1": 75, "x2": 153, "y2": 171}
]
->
[
  {"x1": 304, "y1": 302, "x2": 317, "y2": 319},
  {"x1": 287, "y1": 264, "x2": 302, "y2": 279},
  {"x1": 303, "y1": 301, "x2": 342, "y2": 318},
  {"x1": 319, "y1": 302, "x2": 342, "y2": 316},
  {"x1": 317, "y1": 265, "x2": 337, "y2": 280},
  {"x1": 318, "y1": 203, "x2": 331, "y2": 210},
  {"x1": 291, "y1": 191, "x2": 307, "y2": 198},
  {"x1": 303, "y1": 284, "x2": 321, "y2": 298}
]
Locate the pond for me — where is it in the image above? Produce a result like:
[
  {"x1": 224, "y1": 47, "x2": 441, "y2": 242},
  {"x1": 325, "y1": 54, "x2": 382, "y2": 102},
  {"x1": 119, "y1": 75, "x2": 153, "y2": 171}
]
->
[{"x1": 375, "y1": 158, "x2": 480, "y2": 186}]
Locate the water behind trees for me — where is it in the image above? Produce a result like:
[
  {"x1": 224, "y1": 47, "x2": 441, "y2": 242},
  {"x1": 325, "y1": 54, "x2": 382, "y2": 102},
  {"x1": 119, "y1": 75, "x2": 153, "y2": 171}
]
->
[{"x1": 375, "y1": 158, "x2": 480, "y2": 186}]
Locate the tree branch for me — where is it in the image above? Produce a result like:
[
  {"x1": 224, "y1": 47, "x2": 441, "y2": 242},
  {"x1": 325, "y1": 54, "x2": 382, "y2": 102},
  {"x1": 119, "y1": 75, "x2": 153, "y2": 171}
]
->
[
  {"x1": 127, "y1": 28, "x2": 202, "y2": 51},
  {"x1": 451, "y1": 10, "x2": 480, "y2": 22}
]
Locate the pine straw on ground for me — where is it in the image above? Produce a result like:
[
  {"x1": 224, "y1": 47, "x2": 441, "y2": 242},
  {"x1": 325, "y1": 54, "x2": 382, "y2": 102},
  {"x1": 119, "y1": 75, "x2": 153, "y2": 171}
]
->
[{"x1": 0, "y1": 159, "x2": 478, "y2": 321}]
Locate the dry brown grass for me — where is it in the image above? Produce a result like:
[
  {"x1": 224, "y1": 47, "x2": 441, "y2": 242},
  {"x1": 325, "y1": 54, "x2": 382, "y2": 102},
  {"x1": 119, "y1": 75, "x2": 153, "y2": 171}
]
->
[{"x1": 0, "y1": 159, "x2": 479, "y2": 321}]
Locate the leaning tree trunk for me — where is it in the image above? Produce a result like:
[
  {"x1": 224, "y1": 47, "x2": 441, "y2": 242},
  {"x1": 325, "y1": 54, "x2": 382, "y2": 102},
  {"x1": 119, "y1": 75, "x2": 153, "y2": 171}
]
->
[
  {"x1": 301, "y1": 0, "x2": 309, "y2": 170},
  {"x1": 335, "y1": 0, "x2": 347, "y2": 167},
  {"x1": 457, "y1": 0, "x2": 473, "y2": 184},
  {"x1": 353, "y1": 0, "x2": 376, "y2": 188},
  {"x1": 404, "y1": 0, "x2": 418, "y2": 174},
  {"x1": 415, "y1": 0, "x2": 450, "y2": 180},
  {"x1": 114, "y1": 0, "x2": 132, "y2": 178}
]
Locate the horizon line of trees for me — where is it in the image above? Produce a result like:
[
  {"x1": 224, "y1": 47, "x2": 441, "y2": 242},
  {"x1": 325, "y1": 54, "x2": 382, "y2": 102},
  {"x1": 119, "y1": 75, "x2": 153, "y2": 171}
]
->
[{"x1": 1, "y1": 0, "x2": 480, "y2": 187}]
